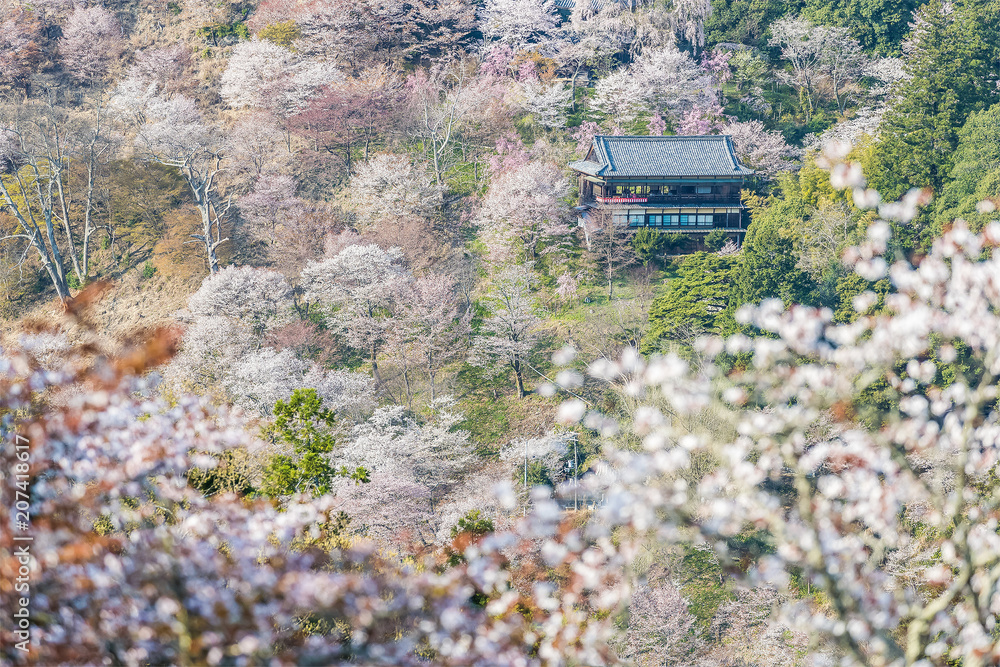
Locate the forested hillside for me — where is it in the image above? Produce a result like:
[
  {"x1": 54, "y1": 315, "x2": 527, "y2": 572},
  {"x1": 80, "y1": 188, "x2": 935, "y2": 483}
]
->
[{"x1": 1, "y1": 0, "x2": 1000, "y2": 664}]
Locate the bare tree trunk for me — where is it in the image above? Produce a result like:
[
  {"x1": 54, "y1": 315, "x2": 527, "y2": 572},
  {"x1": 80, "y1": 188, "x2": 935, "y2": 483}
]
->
[
  {"x1": 400, "y1": 353, "x2": 413, "y2": 408},
  {"x1": 513, "y1": 358, "x2": 526, "y2": 399},
  {"x1": 371, "y1": 343, "x2": 381, "y2": 384},
  {"x1": 427, "y1": 352, "x2": 437, "y2": 403}
]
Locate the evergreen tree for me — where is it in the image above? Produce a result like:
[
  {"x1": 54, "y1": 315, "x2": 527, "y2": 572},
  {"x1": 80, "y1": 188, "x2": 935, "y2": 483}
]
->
[
  {"x1": 868, "y1": 0, "x2": 1000, "y2": 200},
  {"x1": 261, "y1": 389, "x2": 369, "y2": 497},
  {"x1": 726, "y1": 199, "x2": 815, "y2": 323},
  {"x1": 645, "y1": 252, "x2": 738, "y2": 351},
  {"x1": 933, "y1": 103, "x2": 1000, "y2": 234},
  {"x1": 801, "y1": 0, "x2": 921, "y2": 56}
]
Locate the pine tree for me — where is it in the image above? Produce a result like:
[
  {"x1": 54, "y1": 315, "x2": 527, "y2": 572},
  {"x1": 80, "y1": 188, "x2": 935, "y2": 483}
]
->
[
  {"x1": 727, "y1": 199, "x2": 815, "y2": 322},
  {"x1": 869, "y1": 0, "x2": 1000, "y2": 199}
]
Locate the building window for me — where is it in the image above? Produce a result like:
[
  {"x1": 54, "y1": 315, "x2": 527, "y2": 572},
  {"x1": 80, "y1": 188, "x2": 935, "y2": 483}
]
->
[
  {"x1": 696, "y1": 185, "x2": 713, "y2": 194},
  {"x1": 696, "y1": 214, "x2": 713, "y2": 226},
  {"x1": 664, "y1": 214, "x2": 679, "y2": 226},
  {"x1": 646, "y1": 214, "x2": 662, "y2": 226},
  {"x1": 679, "y1": 214, "x2": 690, "y2": 226},
  {"x1": 628, "y1": 213, "x2": 644, "y2": 227}
]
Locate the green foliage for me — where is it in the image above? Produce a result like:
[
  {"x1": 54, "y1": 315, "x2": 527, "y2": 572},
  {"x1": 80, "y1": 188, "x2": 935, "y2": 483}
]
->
[
  {"x1": 677, "y1": 545, "x2": 730, "y2": 629},
  {"x1": 166, "y1": 1, "x2": 181, "y2": 14},
  {"x1": 446, "y1": 510, "x2": 496, "y2": 566},
  {"x1": 728, "y1": 50, "x2": 771, "y2": 92},
  {"x1": 833, "y1": 273, "x2": 891, "y2": 323},
  {"x1": 630, "y1": 230, "x2": 692, "y2": 263},
  {"x1": 662, "y1": 233, "x2": 690, "y2": 254},
  {"x1": 631, "y1": 227, "x2": 665, "y2": 265},
  {"x1": 141, "y1": 261, "x2": 157, "y2": 280},
  {"x1": 801, "y1": 0, "x2": 922, "y2": 55},
  {"x1": 67, "y1": 273, "x2": 82, "y2": 290},
  {"x1": 450, "y1": 510, "x2": 495, "y2": 539},
  {"x1": 261, "y1": 389, "x2": 369, "y2": 497},
  {"x1": 727, "y1": 196, "x2": 815, "y2": 323},
  {"x1": 514, "y1": 460, "x2": 554, "y2": 489},
  {"x1": 645, "y1": 252, "x2": 738, "y2": 351},
  {"x1": 198, "y1": 21, "x2": 250, "y2": 45},
  {"x1": 703, "y1": 229, "x2": 729, "y2": 251},
  {"x1": 867, "y1": 0, "x2": 1000, "y2": 200},
  {"x1": 259, "y1": 21, "x2": 301, "y2": 48},
  {"x1": 187, "y1": 449, "x2": 257, "y2": 497},
  {"x1": 934, "y1": 103, "x2": 1000, "y2": 234},
  {"x1": 705, "y1": 0, "x2": 795, "y2": 48}
]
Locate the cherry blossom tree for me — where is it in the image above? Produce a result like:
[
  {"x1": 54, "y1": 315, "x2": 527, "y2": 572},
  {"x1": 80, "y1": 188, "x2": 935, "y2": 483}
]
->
[
  {"x1": 572, "y1": 120, "x2": 602, "y2": 155},
  {"x1": 334, "y1": 400, "x2": 474, "y2": 516},
  {"x1": 237, "y1": 173, "x2": 311, "y2": 246},
  {"x1": 676, "y1": 100, "x2": 725, "y2": 135},
  {"x1": 223, "y1": 346, "x2": 375, "y2": 416},
  {"x1": 517, "y1": 78, "x2": 572, "y2": 129},
  {"x1": 487, "y1": 133, "x2": 531, "y2": 176},
  {"x1": 171, "y1": 267, "x2": 374, "y2": 415},
  {"x1": 227, "y1": 112, "x2": 289, "y2": 178},
  {"x1": 0, "y1": 3, "x2": 43, "y2": 98},
  {"x1": 668, "y1": 0, "x2": 712, "y2": 52},
  {"x1": 393, "y1": 273, "x2": 471, "y2": 402},
  {"x1": 330, "y1": 470, "x2": 435, "y2": 546},
  {"x1": 591, "y1": 45, "x2": 712, "y2": 126},
  {"x1": 186, "y1": 265, "x2": 293, "y2": 334},
  {"x1": 220, "y1": 38, "x2": 336, "y2": 114},
  {"x1": 820, "y1": 26, "x2": 866, "y2": 113},
  {"x1": 617, "y1": 583, "x2": 701, "y2": 666},
  {"x1": 127, "y1": 44, "x2": 194, "y2": 95},
  {"x1": 346, "y1": 153, "x2": 443, "y2": 228},
  {"x1": 723, "y1": 119, "x2": 800, "y2": 178},
  {"x1": 403, "y1": 58, "x2": 481, "y2": 186},
  {"x1": 58, "y1": 5, "x2": 124, "y2": 82},
  {"x1": 769, "y1": 16, "x2": 828, "y2": 120},
  {"x1": 555, "y1": 3, "x2": 629, "y2": 111},
  {"x1": 291, "y1": 63, "x2": 401, "y2": 172},
  {"x1": 476, "y1": 160, "x2": 570, "y2": 261},
  {"x1": 301, "y1": 243, "x2": 408, "y2": 382},
  {"x1": 706, "y1": 587, "x2": 813, "y2": 666},
  {"x1": 469, "y1": 263, "x2": 543, "y2": 398},
  {"x1": 479, "y1": 0, "x2": 558, "y2": 50}
]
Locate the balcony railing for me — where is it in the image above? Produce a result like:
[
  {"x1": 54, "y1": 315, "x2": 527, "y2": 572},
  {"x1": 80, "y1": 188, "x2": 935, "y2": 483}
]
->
[{"x1": 593, "y1": 194, "x2": 743, "y2": 206}]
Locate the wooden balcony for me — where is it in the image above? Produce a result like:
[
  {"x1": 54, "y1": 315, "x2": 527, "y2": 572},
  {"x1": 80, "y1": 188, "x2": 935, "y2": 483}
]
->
[{"x1": 592, "y1": 193, "x2": 743, "y2": 206}]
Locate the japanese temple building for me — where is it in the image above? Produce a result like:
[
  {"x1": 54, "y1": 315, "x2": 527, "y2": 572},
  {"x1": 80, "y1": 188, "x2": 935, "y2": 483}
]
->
[{"x1": 569, "y1": 135, "x2": 755, "y2": 240}]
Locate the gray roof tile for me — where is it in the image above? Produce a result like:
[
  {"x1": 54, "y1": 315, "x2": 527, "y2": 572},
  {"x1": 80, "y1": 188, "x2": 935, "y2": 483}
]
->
[{"x1": 572, "y1": 135, "x2": 755, "y2": 178}]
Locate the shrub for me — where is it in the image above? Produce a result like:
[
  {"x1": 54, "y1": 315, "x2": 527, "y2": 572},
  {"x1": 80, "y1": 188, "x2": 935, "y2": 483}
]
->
[
  {"x1": 258, "y1": 21, "x2": 301, "y2": 47},
  {"x1": 704, "y1": 229, "x2": 729, "y2": 251}
]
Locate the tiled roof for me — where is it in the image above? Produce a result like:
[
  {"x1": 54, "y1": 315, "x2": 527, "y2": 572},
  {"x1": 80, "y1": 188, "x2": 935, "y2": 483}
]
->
[
  {"x1": 566, "y1": 159, "x2": 603, "y2": 176},
  {"x1": 570, "y1": 135, "x2": 755, "y2": 178}
]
